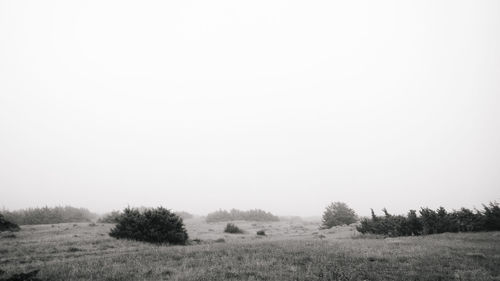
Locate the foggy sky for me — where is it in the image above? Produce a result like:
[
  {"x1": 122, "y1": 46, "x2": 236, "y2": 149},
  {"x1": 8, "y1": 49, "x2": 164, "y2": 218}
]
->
[{"x1": 1, "y1": 0, "x2": 499, "y2": 217}]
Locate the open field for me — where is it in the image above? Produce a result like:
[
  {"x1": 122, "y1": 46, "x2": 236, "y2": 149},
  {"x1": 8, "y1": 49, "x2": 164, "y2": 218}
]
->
[{"x1": 1, "y1": 219, "x2": 499, "y2": 281}]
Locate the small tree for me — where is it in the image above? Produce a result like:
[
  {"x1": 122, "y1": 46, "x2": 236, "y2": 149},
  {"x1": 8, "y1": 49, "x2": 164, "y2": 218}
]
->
[
  {"x1": 321, "y1": 202, "x2": 357, "y2": 229},
  {"x1": 109, "y1": 207, "x2": 188, "y2": 245}
]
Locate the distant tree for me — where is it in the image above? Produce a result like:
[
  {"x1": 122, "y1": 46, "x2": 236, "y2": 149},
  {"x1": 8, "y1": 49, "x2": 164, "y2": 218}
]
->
[
  {"x1": 97, "y1": 211, "x2": 122, "y2": 223},
  {"x1": 109, "y1": 207, "x2": 188, "y2": 245},
  {"x1": 321, "y1": 202, "x2": 357, "y2": 229},
  {"x1": 206, "y1": 209, "x2": 279, "y2": 223}
]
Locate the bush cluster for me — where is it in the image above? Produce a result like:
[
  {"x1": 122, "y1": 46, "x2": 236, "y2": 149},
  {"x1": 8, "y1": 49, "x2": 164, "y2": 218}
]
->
[
  {"x1": 357, "y1": 202, "x2": 500, "y2": 237},
  {"x1": 2, "y1": 206, "x2": 97, "y2": 225},
  {"x1": 206, "y1": 209, "x2": 279, "y2": 223},
  {"x1": 109, "y1": 207, "x2": 188, "y2": 245},
  {"x1": 224, "y1": 223, "x2": 243, "y2": 234},
  {"x1": 0, "y1": 213, "x2": 20, "y2": 232}
]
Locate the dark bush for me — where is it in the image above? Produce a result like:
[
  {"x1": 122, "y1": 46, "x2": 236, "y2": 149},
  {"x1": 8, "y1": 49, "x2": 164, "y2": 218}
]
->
[
  {"x1": 0, "y1": 213, "x2": 20, "y2": 232},
  {"x1": 321, "y1": 202, "x2": 358, "y2": 229},
  {"x1": 224, "y1": 223, "x2": 243, "y2": 234},
  {"x1": 256, "y1": 230, "x2": 266, "y2": 236},
  {"x1": 206, "y1": 209, "x2": 279, "y2": 223},
  {"x1": 483, "y1": 202, "x2": 500, "y2": 230},
  {"x1": 109, "y1": 207, "x2": 188, "y2": 245}
]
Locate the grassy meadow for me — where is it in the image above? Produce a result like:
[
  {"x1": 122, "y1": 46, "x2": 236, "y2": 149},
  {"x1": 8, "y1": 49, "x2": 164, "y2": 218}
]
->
[{"x1": 1, "y1": 218, "x2": 499, "y2": 281}]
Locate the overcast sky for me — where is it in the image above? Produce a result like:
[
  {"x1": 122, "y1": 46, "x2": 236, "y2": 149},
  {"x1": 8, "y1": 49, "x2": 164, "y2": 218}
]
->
[{"x1": 1, "y1": 0, "x2": 499, "y2": 216}]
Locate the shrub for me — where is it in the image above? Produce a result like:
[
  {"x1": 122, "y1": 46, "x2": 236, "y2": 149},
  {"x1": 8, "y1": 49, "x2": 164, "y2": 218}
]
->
[
  {"x1": 206, "y1": 209, "x2": 279, "y2": 223},
  {"x1": 321, "y1": 202, "x2": 357, "y2": 229},
  {"x1": 0, "y1": 213, "x2": 20, "y2": 232},
  {"x1": 109, "y1": 207, "x2": 188, "y2": 245},
  {"x1": 256, "y1": 230, "x2": 266, "y2": 236},
  {"x1": 224, "y1": 223, "x2": 243, "y2": 234}
]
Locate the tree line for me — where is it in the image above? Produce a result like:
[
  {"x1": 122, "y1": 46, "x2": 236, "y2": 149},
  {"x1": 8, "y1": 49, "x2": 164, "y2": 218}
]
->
[
  {"x1": 2, "y1": 206, "x2": 97, "y2": 225},
  {"x1": 206, "y1": 209, "x2": 280, "y2": 222},
  {"x1": 356, "y1": 202, "x2": 500, "y2": 237}
]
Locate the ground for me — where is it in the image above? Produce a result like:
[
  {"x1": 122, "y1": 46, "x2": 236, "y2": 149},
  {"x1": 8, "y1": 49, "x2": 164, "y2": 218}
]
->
[{"x1": 0, "y1": 218, "x2": 499, "y2": 281}]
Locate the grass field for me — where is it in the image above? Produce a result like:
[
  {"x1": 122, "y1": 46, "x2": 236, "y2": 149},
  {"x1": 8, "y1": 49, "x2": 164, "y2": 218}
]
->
[{"x1": 1, "y1": 219, "x2": 499, "y2": 281}]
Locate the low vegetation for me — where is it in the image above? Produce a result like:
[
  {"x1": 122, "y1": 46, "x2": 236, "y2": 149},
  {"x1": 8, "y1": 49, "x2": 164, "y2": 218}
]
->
[
  {"x1": 206, "y1": 209, "x2": 279, "y2": 222},
  {"x1": 175, "y1": 211, "x2": 194, "y2": 220},
  {"x1": 357, "y1": 201, "x2": 500, "y2": 237},
  {"x1": 0, "y1": 213, "x2": 20, "y2": 232},
  {"x1": 321, "y1": 202, "x2": 358, "y2": 229},
  {"x1": 256, "y1": 230, "x2": 266, "y2": 236},
  {"x1": 0, "y1": 222, "x2": 499, "y2": 281},
  {"x1": 97, "y1": 211, "x2": 121, "y2": 223},
  {"x1": 224, "y1": 223, "x2": 243, "y2": 234},
  {"x1": 2, "y1": 206, "x2": 97, "y2": 225},
  {"x1": 109, "y1": 207, "x2": 188, "y2": 245}
]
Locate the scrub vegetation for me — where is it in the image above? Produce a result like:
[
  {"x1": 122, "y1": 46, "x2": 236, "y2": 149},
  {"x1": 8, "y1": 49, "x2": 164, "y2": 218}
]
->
[
  {"x1": 1, "y1": 218, "x2": 499, "y2": 280},
  {"x1": 2, "y1": 206, "x2": 97, "y2": 225},
  {"x1": 357, "y1": 202, "x2": 500, "y2": 237},
  {"x1": 206, "y1": 209, "x2": 279, "y2": 223}
]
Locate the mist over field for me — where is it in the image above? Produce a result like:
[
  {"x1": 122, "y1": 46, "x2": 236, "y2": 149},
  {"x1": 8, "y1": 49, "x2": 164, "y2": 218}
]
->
[{"x1": 1, "y1": 1, "x2": 500, "y2": 279}]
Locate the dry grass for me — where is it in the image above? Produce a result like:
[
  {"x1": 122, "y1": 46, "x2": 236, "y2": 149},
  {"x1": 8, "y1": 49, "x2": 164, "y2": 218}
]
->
[{"x1": 0, "y1": 220, "x2": 499, "y2": 280}]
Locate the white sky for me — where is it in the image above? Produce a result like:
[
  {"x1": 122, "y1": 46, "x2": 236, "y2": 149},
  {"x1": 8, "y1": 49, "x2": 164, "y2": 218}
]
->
[{"x1": 1, "y1": 0, "x2": 499, "y2": 216}]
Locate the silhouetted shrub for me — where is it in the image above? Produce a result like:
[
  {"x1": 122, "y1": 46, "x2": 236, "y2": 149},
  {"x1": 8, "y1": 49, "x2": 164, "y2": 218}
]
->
[
  {"x1": 357, "y1": 202, "x2": 500, "y2": 237},
  {"x1": 224, "y1": 223, "x2": 243, "y2": 234},
  {"x1": 2, "y1": 206, "x2": 97, "y2": 225},
  {"x1": 321, "y1": 202, "x2": 357, "y2": 229},
  {"x1": 206, "y1": 209, "x2": 279, "y2": 223},
  {"x1": 109, "y1": 207, "x2": 188, "y2": 245},
  {"x1": 0, "y1": 213, "x2": 20, "y2": 232},
  {"x1": 256, "y1": 230, "x2": 266, "y2": 236}
]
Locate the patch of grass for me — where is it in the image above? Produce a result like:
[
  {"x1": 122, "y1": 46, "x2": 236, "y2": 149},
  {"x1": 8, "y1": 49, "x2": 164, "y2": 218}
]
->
[
  {"x1": 1, "y1": 234, "x2": 16, "y2": 239},
  {"x1": 0, "y1": 222, "x2": 499, "y2": 281}
]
